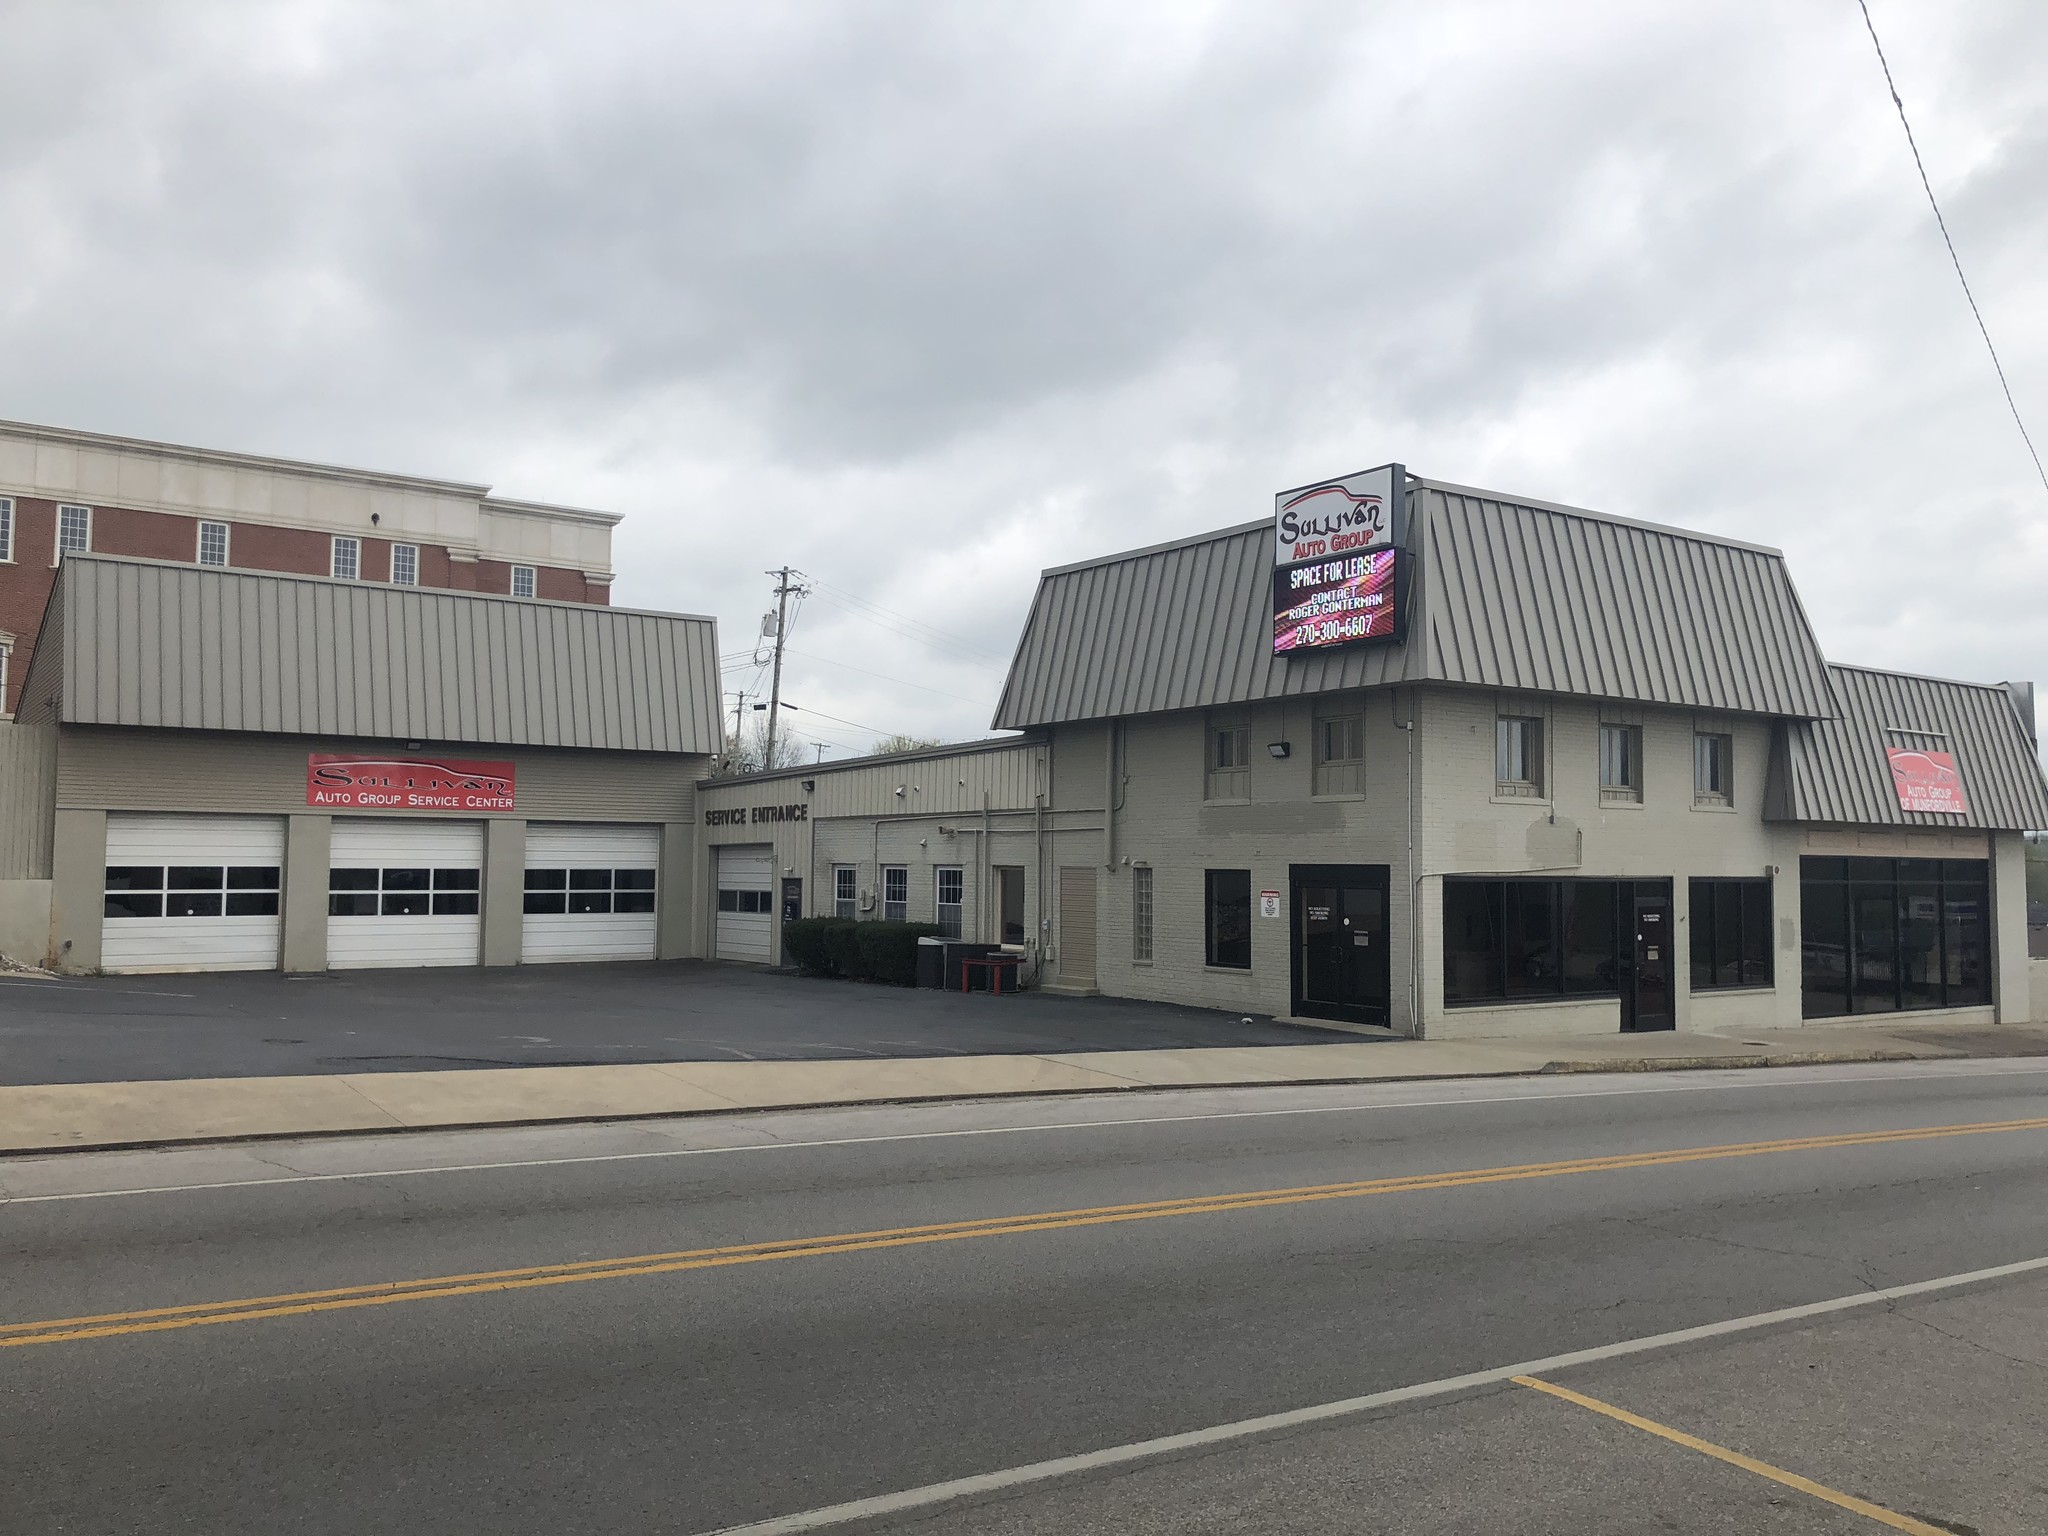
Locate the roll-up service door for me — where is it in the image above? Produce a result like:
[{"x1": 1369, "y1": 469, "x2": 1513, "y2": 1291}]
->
[
  {"x1": 715, "y1": 845, "x2": 775, "y2": 962},
  {"x1": 327, "y1": 818, "x2": 484, "y2": 969},
  {"x1": 102, "y1": 814, "x2": 285, "y2": 973},
  {"x1": 521, "y1": 823, "x2": 660, "y2": 963}
]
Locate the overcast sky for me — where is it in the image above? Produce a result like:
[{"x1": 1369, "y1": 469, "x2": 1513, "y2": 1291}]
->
[{"x1": 2, "y1": 1, "x2": 2044, "y2": 757}]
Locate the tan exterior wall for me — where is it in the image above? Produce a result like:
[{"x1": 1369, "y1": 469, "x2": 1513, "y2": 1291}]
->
[
  {"x1": 0, "y1": 878, "x2": 51, "y2": 965},
  {"x1": 2032, "y1": 958, "x2": 2048, "y2": 1024},
  {"x1": 0, "y1": 718, "x2": 56, "y2": 878},
  {"x1": 47, "y1": 724, "x2": 707, "y2": 973}
]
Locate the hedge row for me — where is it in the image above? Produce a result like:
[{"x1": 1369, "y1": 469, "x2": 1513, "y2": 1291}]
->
[{"x1": 782, "y1": 917, "x2": 943, "y2": 986}]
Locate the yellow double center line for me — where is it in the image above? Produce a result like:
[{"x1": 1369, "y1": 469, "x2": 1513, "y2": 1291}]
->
[{"x1": 7, "y1": 1112, "x2": 2046, "y2": 1350}]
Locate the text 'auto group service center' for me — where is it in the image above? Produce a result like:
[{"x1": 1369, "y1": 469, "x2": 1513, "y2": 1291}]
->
[{"x1": 706, "y1": 465, "x2": 2048, "y2": 1040}]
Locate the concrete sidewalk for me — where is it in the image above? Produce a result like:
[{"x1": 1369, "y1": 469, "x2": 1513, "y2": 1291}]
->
[{"x1": 7, "y1": 1018, "x2": 2045, "y2": 1156}]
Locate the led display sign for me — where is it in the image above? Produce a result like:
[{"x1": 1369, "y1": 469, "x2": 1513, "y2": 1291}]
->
[{"x1": 1273, "y1": 547, "x2": 1400, "y2": 654}]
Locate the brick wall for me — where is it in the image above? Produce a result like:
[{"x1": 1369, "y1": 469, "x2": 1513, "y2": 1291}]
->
[{"x1": 0, "y1": 494, "x2": 605, "y2": 715}]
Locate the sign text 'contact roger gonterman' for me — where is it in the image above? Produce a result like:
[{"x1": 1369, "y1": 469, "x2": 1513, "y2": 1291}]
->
[{"x1": 307, "y1": 754, "x2": 516, "y2": 812}]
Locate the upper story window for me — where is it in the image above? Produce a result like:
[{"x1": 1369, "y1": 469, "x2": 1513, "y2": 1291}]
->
[
  {"x1": 57, "y1": 504, "x2": 91, "y2": 558},
  {"x1": 1313, "y1": 712, "x2": 1365, "y2": 797},
  {"x1": 0, "y1": 497, "x2": 14, "y2": 563},
  {"x1": 1205, "y1": 717, "x2": 1250, "y2": 801},
  {"x1": 512, "y1": 565, "x2": 537, "y2": 599},
  {"x1": 331, "y1": 536, "x2": 361, "y2": 581},
  {"x1": 197, "y1": 521, "x2": 229, "y2": 568},
  {"x1": 1694, "y1": 731, "x2": 1734, "y2": 806},
  {"x1": 1496, "y1": 714, "x2": 1544, "y2": 797},
  {"x1": 390, "y1": 544, "x2": 419, "y2": 586},
  {"x1": 1598, "y1": 722, "x2": 1642, "y2": 803}
]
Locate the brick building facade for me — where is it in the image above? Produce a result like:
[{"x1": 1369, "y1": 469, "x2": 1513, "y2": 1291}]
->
[{"x1": 0, "y1": 421, "x2": 619, "y2": 716}]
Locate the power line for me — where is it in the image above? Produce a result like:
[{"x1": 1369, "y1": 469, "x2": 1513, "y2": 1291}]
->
[
  {"x1": 805, "y1": 578, "x2": 1009, "y2": 666},
  {"x1": 782, "y1": 647, "x2": 993, "y2": 707},
  {"x1": 779, "y1": 701, "x2": 923, "y2": 740},
  {"x1": 1856, "y1": 0, "x2": 2048, "y2": 494}
]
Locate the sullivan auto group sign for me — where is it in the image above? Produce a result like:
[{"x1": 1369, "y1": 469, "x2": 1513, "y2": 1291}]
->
[{"x1": 307, "y1": 754, "x2": 516, "y2": 812}]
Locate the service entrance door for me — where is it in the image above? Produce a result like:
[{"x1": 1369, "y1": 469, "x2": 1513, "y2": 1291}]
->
[
  {"x1": 714, "y1": 845, "x2": 775, "y2": 962},
  {"x1": 1290, "y1": 864, "x2": 1391, "y2": 1026},
  {"x1": 1620, "y1": 882, "x2": 1676, "y2": 1033}
]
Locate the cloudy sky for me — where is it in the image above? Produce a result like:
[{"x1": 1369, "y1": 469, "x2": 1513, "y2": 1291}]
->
[{"x1": 2, "y1": 1, "x2": 2044, "y2": 757}]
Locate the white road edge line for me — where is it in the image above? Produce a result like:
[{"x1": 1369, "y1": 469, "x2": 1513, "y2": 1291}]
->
[
  {"x1": 701, "y1": 1253, "x2": 2048, "y2": 1535},
  {"x1": 6, "y1": 1058, "x2": 2046, "y2": 1206}
]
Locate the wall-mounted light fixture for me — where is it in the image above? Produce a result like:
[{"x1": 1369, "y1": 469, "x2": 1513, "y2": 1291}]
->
[
  {"x1": 1267, "y1": 741, "x2": 1291, "y2": 759},
  {"x1": 801, "y1": 779, "x2": 815, "y2": 792}
]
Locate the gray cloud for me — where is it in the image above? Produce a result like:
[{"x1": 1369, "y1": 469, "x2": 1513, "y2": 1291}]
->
[{"x1": 1, "y1": 0, "x2": 2043, "y2": 753}]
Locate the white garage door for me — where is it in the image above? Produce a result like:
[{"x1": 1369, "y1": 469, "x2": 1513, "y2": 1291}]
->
[
  {"x1": 521, "y1": 823, "x2": 660, "y2": 964},
  {"x1": 102, "y1": 814, "x2": 285, "y2": 973},
  {"x1": 327, "y1": 819, "x2": 483, "y2": 970},
  {"x1": 715, "y1": 845, "x2": 775, "y2": 963}
]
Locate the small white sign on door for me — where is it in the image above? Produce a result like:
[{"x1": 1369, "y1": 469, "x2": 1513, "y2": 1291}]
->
[{"x1": 1259, "y1": 890, "x2": 1281, "y2": 919}]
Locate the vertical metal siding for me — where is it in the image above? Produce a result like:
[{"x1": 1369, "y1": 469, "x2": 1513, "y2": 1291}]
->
[{"x1": 57, "y1": 556, "x2": 722, "y2": 754}]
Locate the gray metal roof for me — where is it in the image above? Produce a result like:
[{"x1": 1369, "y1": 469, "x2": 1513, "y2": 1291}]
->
[
  {"x1": 994, "y1": 481, "x2": 1839, "y2": 726},
  {"x1": 43, "y1": 555, "x2": 722, "y2": 754},
  {"x1": 1766, "y1": 664, "x2": 2048, "y2": 831}
]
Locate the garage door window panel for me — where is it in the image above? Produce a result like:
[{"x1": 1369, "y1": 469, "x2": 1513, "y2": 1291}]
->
[{"x1": 525, "y1": 869, "x2": 568, "y2": 913}]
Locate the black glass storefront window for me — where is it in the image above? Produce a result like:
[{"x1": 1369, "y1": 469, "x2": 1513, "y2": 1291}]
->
[
  {"x1": 1205, "y1": 870, "x2": 1252, "y2": 969},
  {"x1": 1689, "y1": 879, "x2": 1773, "y2": 991},
  {"x1": 1799, "y1": 857, "x2": 1990, "y2": 1018},
  {"x1": 1444, "y1": 878, "x2": 1621, "y2": 1004}
]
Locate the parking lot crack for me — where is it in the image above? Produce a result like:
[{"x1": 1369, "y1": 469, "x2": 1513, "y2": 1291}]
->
[{"x1": 1891, "y1": 1310, "x2": 2048, "y2": 1374}]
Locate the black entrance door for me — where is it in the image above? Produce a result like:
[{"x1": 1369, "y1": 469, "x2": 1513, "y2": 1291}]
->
[
  {"x1": 1290, "y1": 865, "x2": 1391, "y2": 1026},
  {"x1": 1621, "y1": 882, "x2": 1675, "y2": 1032}
]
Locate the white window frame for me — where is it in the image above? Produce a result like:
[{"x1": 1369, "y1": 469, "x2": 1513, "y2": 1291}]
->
[
  {"x1": 1132, "y1": 864, "x2": 1153, "y2": 963},
  {"x1": 1312, "y1": 711, "x2": 1365, "y2": 797},
  {"x1": 882, "y1": 865, "x2": 908, "y2": 923},
  {"x1": 1693, "y1": 731, "x2": 1734, "y2": 807},
  {"x1": 511, "y1": 564, "x2": 537, "y2": 599},
  {"x1": 1205, "y1": 715, "x2": 1251, "y2": 802},
  {"x1": 331, "y1": 536, "x2": 360, "y2": 581},
  {"x1": 196, "y1": 520, "x2": 230, "y2": 568},
  {"x1": 1598, "y1": 721, "x2": 1643, "y2": 803},
  {"x1": 55, "y1": 503, "x2": 91, "y2": 560},
  {"x1": 1495, "y1": 714, "x2": 1545, "y2": 798},
  {"x1": 833, "y1": 865, "x2": 858, "y2": 920},
  {"x1": 390, "y1": 543, "x2": 419, "y2": 586},
  {"x1": 0, "y1": 497, "x2": 14, "y2": 563},
  {"x1": 935, "y1": 865, "x2": 964, "y2": 939}
]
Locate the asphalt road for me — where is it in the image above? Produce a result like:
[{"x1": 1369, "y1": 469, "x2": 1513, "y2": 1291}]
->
[
  {"x1": 0, "y1": 960, "x2": 1336, "y2": 1083},
  {"x1": 4, "y1": 1060, "x2": 2047, "y2": 1534}
]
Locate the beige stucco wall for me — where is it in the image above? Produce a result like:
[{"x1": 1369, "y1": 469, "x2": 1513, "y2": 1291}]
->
[
  {"x1": 2032, "y1": 958, "x2": 2048, "y2": 1024},
  {"x1": 0, "y1": 878, "x2": 51, "y2": 965}
]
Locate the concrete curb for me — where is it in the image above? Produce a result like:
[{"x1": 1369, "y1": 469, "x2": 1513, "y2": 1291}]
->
[{"x1": 0, "y1": 1043, "x2": 1967, "y2": 1159}]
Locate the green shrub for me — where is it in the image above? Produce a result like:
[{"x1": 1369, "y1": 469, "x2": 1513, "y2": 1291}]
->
[
  {"x1": 822, "y1": 918, "x2": 869, "y2": 980},
  {"x1": 781, "y1": 917, "x2": 849, "y2": 976},
  {"x1": 856, "y1": 921, "x2": 943, "y2": 986}
]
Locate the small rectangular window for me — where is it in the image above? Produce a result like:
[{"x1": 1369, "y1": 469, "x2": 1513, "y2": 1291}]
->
[
  {"x1": 1132, "y1": 865, "x2": 1154, "y2": 963},
  {"x1": 1313, "y1": 713, "x2": 1365, "y2": 796},
  {"x1": 57, "y1": 504, "x2": 91, "y2": 557},
  {"x1": 1598, "y1": 723, "x2": 1641, "y2": 802},
  {"x1": 197, "y1": 521, "x2": 230, "y2": 567},
  {"x1": 882, "y1": 865, "x2": 908, "y2": 923},
  {"x1": 1694, "y1": 732, "x2": 1733, "y2": 805},
  {"x1": 332, "y1": 536, "x2": 360, "y2": 581},
  {"x1": 390, "y1": 543, "x2": 419, "y2": 585},
  {"x1": 0, "y1": 497, "x2": 14, "y2": 562},
  {"x1": 834, "y1": 865, "x2": 858, "y2": 920},
  {"x1": 512, "y1": 564, "x2": 537, "y2": 599},
  {"x1": 936, "y1": 866, "x2": 964, "y2": 939},
  {"x1": 1205, "y1": 719, "x2": 1250, "y2": 801},
  {"x1": 1205, "y1": 870, "x2": 1252, "y2": 969},
  {"x1": 1496, "y1": 715, "x2": 1544, "y2": 796}
]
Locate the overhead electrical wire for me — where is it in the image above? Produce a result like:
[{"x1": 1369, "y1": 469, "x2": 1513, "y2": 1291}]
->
[
  {"x1": 804, "y1": 578, "x2": 1008, "y2": 667},
  {"x1": 782, "y1": 648, "x2": 993, "y2": 707},
  {"x1": 1856, "y1": 0, "x2": 2048, "y2": 494}
]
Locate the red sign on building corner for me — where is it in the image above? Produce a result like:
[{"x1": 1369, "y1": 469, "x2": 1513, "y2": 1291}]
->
[{"x1": 307, "y1": 754, "x2": 516, "y2": 812}]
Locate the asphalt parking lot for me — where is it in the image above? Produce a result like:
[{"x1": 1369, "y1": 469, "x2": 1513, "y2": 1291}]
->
[
  {"x1": 0, "y1": 960, "x2": 1351, "y2": 1084},
  {"x1": 901, "y1": 1271, "x2": 2048, "y2": 1535}
]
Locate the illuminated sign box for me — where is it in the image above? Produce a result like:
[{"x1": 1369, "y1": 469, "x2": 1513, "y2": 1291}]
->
[{"x1": 1273, "y1": 547, "x2": 1400, "y2": 655}]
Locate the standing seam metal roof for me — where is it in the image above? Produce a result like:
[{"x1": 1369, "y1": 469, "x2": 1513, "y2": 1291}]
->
[
  {"x1": 1768, "y1": 664, "x2": 2048, "y2": 831},
  {"x1": 993, "y1": 482, "x2": 1840, "y2": 726},
  {"x1": 45, "y1": 555, "x2": 722, "y2": 754}
]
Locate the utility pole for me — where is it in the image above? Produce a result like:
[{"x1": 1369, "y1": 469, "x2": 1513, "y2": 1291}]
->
[
  {"x1": 728, "y1": 689, "x2": 747, "y2": 769},
  {"x1": 762, "y1": 567, "x2": 808, "y2": 771}
]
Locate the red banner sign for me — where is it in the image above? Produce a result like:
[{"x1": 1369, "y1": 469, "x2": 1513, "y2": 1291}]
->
[
  {"x1": 1885, "y1": 747, "x2": 1967, "y2": 815},
  {"x1": 307, "y1": 754, "x2": 515, "y2": 812}
]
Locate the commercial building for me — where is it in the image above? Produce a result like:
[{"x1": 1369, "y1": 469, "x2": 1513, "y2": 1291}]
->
[
  {"x1": 738, "y1": 468, "x2": 2048, "y2": 1038},
  {"x1": 0, "y1": 419, "x2": 619, "y2": 718},
  {"x1": 0, "y1": 554, "x2": 720, "y2": 972}
]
